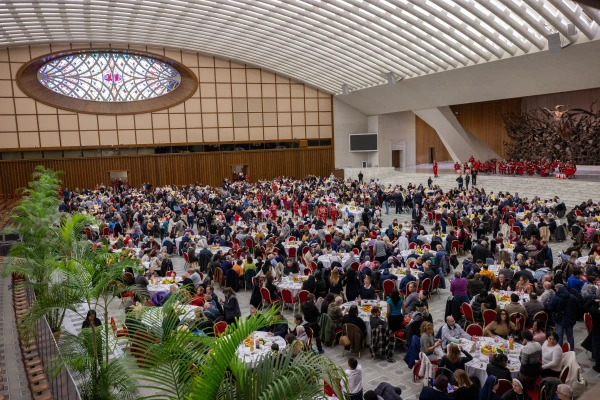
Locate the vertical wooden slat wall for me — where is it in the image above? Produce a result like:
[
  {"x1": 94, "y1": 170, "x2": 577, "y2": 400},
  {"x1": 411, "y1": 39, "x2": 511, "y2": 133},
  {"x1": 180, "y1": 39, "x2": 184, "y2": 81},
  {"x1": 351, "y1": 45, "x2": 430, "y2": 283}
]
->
[
  {"x1": 0, "y1": 147, "x2": 333, "y2": 194},
  {"x1": 415, "y1": 116, "x2": 452, "y2": 164}
]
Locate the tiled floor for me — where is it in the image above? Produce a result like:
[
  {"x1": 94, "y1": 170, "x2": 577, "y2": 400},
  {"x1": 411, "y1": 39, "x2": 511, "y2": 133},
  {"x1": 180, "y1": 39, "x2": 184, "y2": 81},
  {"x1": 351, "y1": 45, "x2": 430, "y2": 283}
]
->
[{"x1": 0, "y1": 269, "x2": 32, "y2": 400}]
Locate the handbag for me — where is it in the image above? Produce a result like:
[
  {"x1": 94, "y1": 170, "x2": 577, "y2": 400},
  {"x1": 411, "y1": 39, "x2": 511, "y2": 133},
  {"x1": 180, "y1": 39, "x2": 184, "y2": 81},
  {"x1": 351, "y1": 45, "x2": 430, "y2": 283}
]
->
[{"x1": 339, "y1": 326, "x2": 351, "y2": 347}]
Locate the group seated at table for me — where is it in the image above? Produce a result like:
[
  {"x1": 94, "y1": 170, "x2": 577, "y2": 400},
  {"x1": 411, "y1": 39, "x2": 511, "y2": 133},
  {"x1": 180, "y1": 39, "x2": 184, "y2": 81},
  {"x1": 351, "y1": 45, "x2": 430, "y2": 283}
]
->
[{"x1": 59, "y1": 175, "x2": 598, "y2": 398}]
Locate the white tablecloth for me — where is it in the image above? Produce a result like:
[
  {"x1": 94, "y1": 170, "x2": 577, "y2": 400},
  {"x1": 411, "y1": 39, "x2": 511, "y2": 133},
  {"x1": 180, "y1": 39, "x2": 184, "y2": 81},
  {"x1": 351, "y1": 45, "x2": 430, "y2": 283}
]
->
[
  {"x1": 490, "y1": 290, "x2": 530, "y2": 309},
  {"x1": 463, "y1": 336, "x2": 522, "y2": 383},
  {"x1": 317, "y1": 254, "x2": 351, "y2": 268},
  {"x1": 196, "y1": 246, "x2": 232, "y2": 255},
  {"x1": 399, "y1": 250, "x2": 437, "y2": 262},
  {"x1": 278, "y1": 276, "x2": 306, "y2": 297},
  {"x1": 341, "y1": 299, "x2": 387, "y2": 344},
  {"x1": 577, "y1": 256, "x2": 600, "y2": 266},
  {"x1": 339, "y1": 205, "x2": 363, "y2": 220},
  {"x1": 236, "y1": 331, "x2": 287, "y2": 367},
  {"x1": 147, "y1": 277, "x2": 181, "y2": 295}
]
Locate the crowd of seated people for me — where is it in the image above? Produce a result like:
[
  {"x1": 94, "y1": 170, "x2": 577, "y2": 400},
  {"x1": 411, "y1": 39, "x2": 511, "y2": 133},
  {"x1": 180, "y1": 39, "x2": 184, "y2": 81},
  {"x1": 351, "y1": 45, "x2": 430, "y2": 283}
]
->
[{"x1": 57, "y1": 172, "x2": 600, "y2": 399}]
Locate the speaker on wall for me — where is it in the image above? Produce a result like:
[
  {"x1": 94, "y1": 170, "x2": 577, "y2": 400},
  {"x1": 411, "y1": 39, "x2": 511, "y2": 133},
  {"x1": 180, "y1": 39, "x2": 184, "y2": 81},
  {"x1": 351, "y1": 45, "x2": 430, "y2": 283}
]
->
[{"x1": 547, "y1": 32, "x2": 561, "y2": 54}]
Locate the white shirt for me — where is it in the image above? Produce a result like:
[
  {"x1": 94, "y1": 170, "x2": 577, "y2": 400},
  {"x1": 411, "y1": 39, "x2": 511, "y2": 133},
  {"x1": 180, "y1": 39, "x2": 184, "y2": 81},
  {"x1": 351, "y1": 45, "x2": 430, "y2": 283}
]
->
[
  {"x1": 541, "y1": 341, "x2": 563, "y2": 371},
  {"x1": 344, "y1": 365, "x2": 363, "y2": 394}
]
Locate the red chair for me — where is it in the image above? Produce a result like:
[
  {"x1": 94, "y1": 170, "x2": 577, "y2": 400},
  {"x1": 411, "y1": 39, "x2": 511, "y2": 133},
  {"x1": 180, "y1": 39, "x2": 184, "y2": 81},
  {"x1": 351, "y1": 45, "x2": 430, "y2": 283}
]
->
[
  {"x1": 382, "y1": 279, "x2": 395, "y2": 299},
  {"x1": 281, "y1": 288, "x2": 298, "y2": 314},
  {"x1": 422, "y1": 244, "x2": 431, "y2": 250},
  {"x1": 409, "y1": 242, "x2": 417, "y2": 250},
  {"x1": 214, "y1": 321, "x2": 228, "y2": 337},
  {"x1": 508, "y1": 219, "x2": 515, "y2": 227},
  {"x1": 451, "y1": 240, "x2": 462, "y2": 255},
  {"x1": 288, "y1": 247, "x2": 297, "y2": 259},
  {"x1": 298, "y1": 290, "x2": 310, "y2": 306},
  {"x1": 527, "y1": 311, "x2": 548, "y2": 330},
  {"x1": 466, "y1": 324, "x2": 483, "y2": 337},
  {"x1": 461, "y1": 303, "x2": 476, "y2": 324},
  {"x1": 309, "y1": 262, "x2": 317, "y2": 272},
  {"x1": 408, "y1": 259, "x2": 417, "y2": 268},
  {"x1": 352, "y1": 248, "x2": 359, "y2": 256},
  {"x1": 457, "y1": 219, "x2": 463, "y2": 227},
  {"x1": 110, "y1": 317, "x2": 118, "y2": 333},
  {"x1": 245, "y1": 238, "x2": 253, "y2": 248},
  {"x1": 561, "y1": 343, "x2": 570, "y2": 353},
  {"x1": 430, "y1": 275, "x2": 440, "y2": 299},
  {"x1": 234, "y1": 237, "x2": 240, "y2": 247},
  {"x1": 368, "y1": 245, "x2": 374, "y2": 260},
  {"x1": 166, "y1": 271, "x2": 176, "y2": 278},
  {"x1": 85, "y1": 227, "x2": 93, "y2": 239},
  {"x1": 325, "y1": 234, "x2": 332, "y2": 244},
  {"x1": 420, "y1": 278, "x2": 431, "y2": 293},
  {"x1": 260, "y1": 287, "x2": 278, "y2": 309},
  {"x1": 511, "y1": 226, "x2": 521, "y2": 236},
  {"x1": 324, "y1": 381, "x2": 340, "y2": 396},
  {"x1": 120, "y1": 290, "x2": 135, "y2": 307},
  {"x1": 103, "y1": 227, "x2": 110, "y2": 237},
  {"x1": 483, "y1": 309, "x2": 497, "y2": 328},
  {"x1": 302, "y1": 246, "x2": 310, "y2": 255},
  {"x1": 350, "y1": 262, "x2": 359, "y2": 272},
  {"x1": 496, "y1": 379, "x2": 513, "y2": 396},
  {"x1": 584, "y1": 313, "x2": 592, "y2": 334},
  {"x1": 509, "y1": 313, "x2": 525, "y2": 332},
  {"x1": 559, "y1": 366, "x2": 569, "y2": 383},
  {"x1": 183, "y1": 252, "x2": 191, "y2": 268},
  {"x1": 436, "y1": 213, "x2": 442, "y2": 221}
]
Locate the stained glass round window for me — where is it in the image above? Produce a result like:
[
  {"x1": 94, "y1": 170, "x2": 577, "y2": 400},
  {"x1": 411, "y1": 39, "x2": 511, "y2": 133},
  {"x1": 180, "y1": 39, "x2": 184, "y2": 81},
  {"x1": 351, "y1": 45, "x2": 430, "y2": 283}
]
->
[{"x1": 37, "y1": 52, "x2": 182, "y2": 102}]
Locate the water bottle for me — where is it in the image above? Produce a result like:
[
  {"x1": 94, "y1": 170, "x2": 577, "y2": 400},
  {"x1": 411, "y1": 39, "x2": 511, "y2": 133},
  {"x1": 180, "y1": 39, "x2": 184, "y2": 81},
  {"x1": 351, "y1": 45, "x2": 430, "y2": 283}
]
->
[{"x1": 507, "y1": 286, "x2": 511, "y2": 291}]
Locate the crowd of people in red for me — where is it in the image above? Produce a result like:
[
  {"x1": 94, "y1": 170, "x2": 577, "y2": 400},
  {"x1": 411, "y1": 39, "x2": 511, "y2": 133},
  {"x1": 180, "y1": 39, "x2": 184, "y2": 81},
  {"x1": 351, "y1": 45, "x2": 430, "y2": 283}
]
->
[{"x1": 435, "y1": 157, "x2": 578, "y2": 178}]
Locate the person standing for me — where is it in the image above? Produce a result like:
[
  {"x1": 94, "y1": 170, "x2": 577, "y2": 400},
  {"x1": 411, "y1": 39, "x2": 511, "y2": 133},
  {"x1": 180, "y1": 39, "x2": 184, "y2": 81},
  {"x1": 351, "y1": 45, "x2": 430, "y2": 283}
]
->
[
  {"x1": 456, "y1": 174, "x2": 464, "y2": 191},
  {"x1": 547, "y1": 284, "x2": 578, "y2": 350},
  {"x1": 358, "y1": 171, "x2": 364, "y2": 183},
  {"x1": 433, "y1": 161, "x2": 439, "y2": 178},
  {"x1": 412, "y1": 203, "x2": 422, "y2": 225},
  {"x1": 465, "y1": 174, "x2": 470, "y2": 191},
  {"x1": 394, "y1": 191, "x2": 403, "y2": 214},
  {"x1": 345, "y1": 357, "x2": 363, "y2": 400},
  {"x1": 472, "y1": 169, "x2": 477, "y2": 186},
  {"x1": 383, "y1": 191, "x2": 390, "y2": 215},
  {"x1": 222, "y1": 287, "x2": 241, "y2": 325},
  {"x1": 428, "y1": 177, "x2": 433, "y2": 189}
]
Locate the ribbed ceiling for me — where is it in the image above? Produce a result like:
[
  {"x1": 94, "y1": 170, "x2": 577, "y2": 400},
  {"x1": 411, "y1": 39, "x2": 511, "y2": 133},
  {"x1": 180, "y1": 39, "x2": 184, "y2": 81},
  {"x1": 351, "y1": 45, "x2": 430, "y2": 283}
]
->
[{"x1": 0, "y1": 0, "x2": 599, "y2": 94}]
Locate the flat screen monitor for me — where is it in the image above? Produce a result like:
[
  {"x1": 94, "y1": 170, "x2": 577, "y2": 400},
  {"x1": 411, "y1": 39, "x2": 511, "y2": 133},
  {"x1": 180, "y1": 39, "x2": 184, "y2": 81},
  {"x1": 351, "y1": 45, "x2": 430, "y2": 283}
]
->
[{"x1": 349, "y1": 133, "x2": 377, "y2": 152}]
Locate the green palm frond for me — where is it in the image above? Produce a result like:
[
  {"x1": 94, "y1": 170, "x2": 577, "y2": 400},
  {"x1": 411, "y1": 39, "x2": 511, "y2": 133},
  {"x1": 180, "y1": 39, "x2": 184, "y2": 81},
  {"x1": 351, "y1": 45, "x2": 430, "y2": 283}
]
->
[{"x1": 50, "y1": 328, "x2": 138, "y2": 400}]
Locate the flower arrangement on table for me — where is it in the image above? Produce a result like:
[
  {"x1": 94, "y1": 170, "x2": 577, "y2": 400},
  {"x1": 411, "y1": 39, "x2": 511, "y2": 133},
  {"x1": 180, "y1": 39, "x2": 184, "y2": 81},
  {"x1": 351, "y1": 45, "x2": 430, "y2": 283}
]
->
[
  {"x1": 361, "y1": 305, "x2": 373, "y2": 313},
  {"x1": 162, "y1": 277, "x2": 176, "y2": 284}
]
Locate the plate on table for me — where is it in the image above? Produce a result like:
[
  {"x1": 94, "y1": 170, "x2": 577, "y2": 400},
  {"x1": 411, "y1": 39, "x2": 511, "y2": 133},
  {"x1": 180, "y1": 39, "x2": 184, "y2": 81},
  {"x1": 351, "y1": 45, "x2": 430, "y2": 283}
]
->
[{"x1": 361, "y1": 305, "x2": 373, "y2": 313}]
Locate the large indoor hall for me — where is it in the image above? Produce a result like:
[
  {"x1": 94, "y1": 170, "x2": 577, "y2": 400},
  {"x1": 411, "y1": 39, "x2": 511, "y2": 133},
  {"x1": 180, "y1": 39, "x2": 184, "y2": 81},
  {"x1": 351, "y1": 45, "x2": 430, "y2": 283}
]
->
[{"x1": 1, "y1": 1, "x2": 600, "y2": 400}]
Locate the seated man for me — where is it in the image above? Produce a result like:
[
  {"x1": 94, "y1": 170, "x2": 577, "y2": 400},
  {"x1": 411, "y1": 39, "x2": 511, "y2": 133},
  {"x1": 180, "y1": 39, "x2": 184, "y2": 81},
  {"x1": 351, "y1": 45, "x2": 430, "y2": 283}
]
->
[
  {"x1": 327, "y1": 296, "x2": 344, "y2": 329},
  {"x1": 503, "y1": 293, "x2": 528, "y2": 321},
  {"x1": 440, "y1": 315, "x2": 474, "y2": 349},
  {"x1": 492, "y1": 273, "x2": 510, "y2": 291},
  {"x1": 359, "y1": 276, "x2": 377, "y2": 300}
]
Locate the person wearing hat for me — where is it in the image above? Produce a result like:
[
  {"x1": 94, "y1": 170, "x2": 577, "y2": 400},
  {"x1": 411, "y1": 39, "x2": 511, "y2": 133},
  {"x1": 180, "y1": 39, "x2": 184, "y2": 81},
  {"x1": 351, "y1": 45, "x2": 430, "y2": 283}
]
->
[{"x1": 501, "y1": 379, "x2": 531, "y2": 400}]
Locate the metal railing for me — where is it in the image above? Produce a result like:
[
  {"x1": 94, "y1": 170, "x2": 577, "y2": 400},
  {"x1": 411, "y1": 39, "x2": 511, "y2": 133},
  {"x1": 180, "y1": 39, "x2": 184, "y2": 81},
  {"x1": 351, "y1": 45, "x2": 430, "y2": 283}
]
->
[{"x1": 25, "y1": 287, "x2": 81, "y2": 400}]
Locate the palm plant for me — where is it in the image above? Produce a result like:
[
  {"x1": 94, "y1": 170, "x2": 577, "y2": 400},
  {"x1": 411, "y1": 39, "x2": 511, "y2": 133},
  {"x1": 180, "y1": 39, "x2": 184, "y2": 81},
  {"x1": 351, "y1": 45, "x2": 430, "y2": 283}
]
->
[
  {"x1": 126, "y1": 301, "x2": 347, "y2": 400},
  {"x1": 49, "y1": 327, "x2": 138, "y2": 400}
]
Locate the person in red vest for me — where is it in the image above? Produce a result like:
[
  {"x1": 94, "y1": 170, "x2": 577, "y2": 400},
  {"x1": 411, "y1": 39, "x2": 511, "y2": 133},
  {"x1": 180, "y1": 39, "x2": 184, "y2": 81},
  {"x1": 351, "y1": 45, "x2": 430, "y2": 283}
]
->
[
  {"x1": 293, "y1": 200, "x2": 299, "y2": 217},
  {"x1": 473, "y1": 159, "x2": 480, "y2": 172},
  {"x1": 300, "y1": 199, "x2": 308, "y2": 218},
  {"x1": 330, "y1": 205, "x2": 339, "y2": 224},
  {"x1": 269, "y1": 201, "x2": 278, "y2": 221},
  {"x1": 318, "y1": 204, "x2": 328, "y2": 223},
  {"x1": 454, "y1": 162, "x2": 461, "y2": 174},
  {"x1": 432, "y1": 161, "x2": 438, "y2": 178}
]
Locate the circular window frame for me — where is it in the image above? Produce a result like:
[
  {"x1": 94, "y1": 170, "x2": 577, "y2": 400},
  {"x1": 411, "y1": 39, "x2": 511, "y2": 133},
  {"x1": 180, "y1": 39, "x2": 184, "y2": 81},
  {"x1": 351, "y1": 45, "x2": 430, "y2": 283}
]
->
[{"x1": 17, "y1": 49, "x2": 198, "y2": 115}]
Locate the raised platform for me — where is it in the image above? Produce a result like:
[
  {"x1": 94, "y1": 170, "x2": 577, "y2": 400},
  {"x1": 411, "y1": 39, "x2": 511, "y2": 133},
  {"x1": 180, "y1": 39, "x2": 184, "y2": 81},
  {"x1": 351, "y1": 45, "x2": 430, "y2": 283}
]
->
[{"x1": 344, "y1": 165, "x2": 600, "y2": 207}]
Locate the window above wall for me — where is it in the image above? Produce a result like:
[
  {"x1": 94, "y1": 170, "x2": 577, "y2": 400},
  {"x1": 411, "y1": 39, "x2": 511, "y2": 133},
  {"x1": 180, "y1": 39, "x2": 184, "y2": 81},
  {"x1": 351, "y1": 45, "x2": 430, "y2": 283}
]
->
[{"x1": 17, "y1": 49, "x2": 198, "y2": 115}]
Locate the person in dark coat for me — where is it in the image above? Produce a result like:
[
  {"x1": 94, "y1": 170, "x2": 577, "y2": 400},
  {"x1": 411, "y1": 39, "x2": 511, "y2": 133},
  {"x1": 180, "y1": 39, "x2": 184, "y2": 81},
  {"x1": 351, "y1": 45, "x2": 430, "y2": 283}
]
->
[
  {"x1": 471, "y1": 242, "x2": 491, "y2": 266},
  {"x1": 420, "y1": 375, "x2": 451, "y2": 400},
  {"x1": 546, "y1": 284, "x2": 578, "y2": 351},
  {"x1": 222, "y1": 287, "x2": 241, "y2": 325},
  {"x1": 501, "y1": 379, "x2": 532, "y2": 400},
  {"x1": 364, "y1": 382, "x2": 403, "y2": 400},
  {"x1": 345, "y1": 267, "x2": 361, "y2": 301},
  {"x1": 300, "y1": 293, "x2": 324, "y2": 353},
  {"x1": 82, "y1": 310, "x2": 102, "y2": 329},
  {"x1": 485, "y1": 354, "x2": 513, "y2": 382}
]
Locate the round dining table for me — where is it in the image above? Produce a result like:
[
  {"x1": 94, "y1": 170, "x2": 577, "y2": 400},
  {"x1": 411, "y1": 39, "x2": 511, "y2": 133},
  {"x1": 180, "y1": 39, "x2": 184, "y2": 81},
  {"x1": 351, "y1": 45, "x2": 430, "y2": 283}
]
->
[
  {"x1": 341, "y1": 299, "x2": 388, "y2": 344},
  {"x1": 235, "y1": 331, "x2": 287, "y2": 367},
  {"x1": 462, "y1": 336, "x2": 522, "y2": 384}
]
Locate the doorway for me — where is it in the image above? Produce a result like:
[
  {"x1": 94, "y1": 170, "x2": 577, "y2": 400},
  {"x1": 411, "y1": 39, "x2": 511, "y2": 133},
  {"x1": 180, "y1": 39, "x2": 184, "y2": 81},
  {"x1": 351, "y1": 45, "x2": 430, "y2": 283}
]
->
[
  {"x1": 108, "y1": 170, "x2": 128, "y2": 192},
  {"x1": 231, "y1": 165, "x2": 248, "y2": 181},
  {"x1": 392, "y1": 150, "x2": 402, "y2": 168},
  {"x1": 428, "y1": 147, "x2": 436, "y2": 163}
]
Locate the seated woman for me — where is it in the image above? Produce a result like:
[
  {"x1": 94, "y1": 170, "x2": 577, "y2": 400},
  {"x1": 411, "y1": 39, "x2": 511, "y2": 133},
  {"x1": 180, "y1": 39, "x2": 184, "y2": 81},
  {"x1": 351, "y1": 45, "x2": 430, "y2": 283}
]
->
[
  {"x1": 190, "y1": 286, "x2": 205, "y2": 306},
  {"x1": 501, "y1": 379, "x2": 531, "y2": 400},
  {"x1": 530, "y1": 319, "x2": 546, "y2": 345},
  {"x1": 515, "y1": 276, "x2": 533, "y2": 294},
  {"x1": 541, "y1": 331, "x2": 562, "y2": 378},
  {"x1": 484, "y1": 310, "x2": 515, "y2": 338},
  {"x1": 452, "y1": 369, "x2": 480, "y2": 400},
  {"x1": 341, "y1": 304, "x2": 367, "y2": 338},
  {"x1": 438, "y1": 343, "x2": 473, "y2": 373},
  {"x1": 420, "y1": 322, "x2": 444, "y2": 362},
  {"x1": 264, "y1": 275, "x2": 281, "y2": 302},
  {"x1": 82, "y1": 310, "x2": 102, "y2": 329}
]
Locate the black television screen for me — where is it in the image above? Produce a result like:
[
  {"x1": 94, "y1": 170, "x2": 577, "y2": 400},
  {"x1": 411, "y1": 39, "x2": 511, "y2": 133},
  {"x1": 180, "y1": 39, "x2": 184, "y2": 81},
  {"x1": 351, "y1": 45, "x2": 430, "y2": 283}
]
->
[{"x1": 349, "y1": 134, "x2": 378, "y2": 152}]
